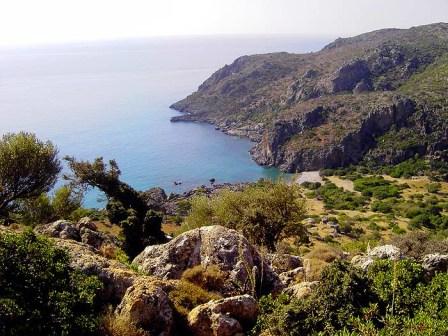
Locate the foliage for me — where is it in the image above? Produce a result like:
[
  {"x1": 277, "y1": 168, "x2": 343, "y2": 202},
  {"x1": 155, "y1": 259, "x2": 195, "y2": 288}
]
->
[
  {"x1": 0, "y1": 132, "x2": 61, "y2": 220},
  {"x1": 183, "y1": 180, "x2": 306, "y2": 251},
  {"x1": 181, "y1": 265, "x2": 226, "y2": 293},
  {"x1": 353, "y1": 176, "x2": 400, "y2": 200},
  {"x1": 390, "y1": 231, "x2": 448, "y2": 259},
  {"x1": 13, "y1": 185, "x2": 83, "y2": 226},
  {"x1": 252, "y1": 260, "x2": 448, "y2": 335},
  {"x1": 314, "y1": 182, "x2": 367, "y2": 210},
  {"x1": 65, "y1": 157, "x2": 165, "y2": 257},
  {"x1": 427, "y1": 182, "x2": 442, "y2": 194},
  {"x1": 0, "y1": 231, "x2": 102, "y2": 336}
]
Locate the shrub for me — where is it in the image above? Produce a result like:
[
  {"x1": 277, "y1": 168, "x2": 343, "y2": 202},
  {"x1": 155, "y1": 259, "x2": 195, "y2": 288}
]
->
[
  {"x1": 353, "y1": 176, "x2": 400, "y2": 200},
  {"x1": 427, "y1": 182, "x2": 442, "y2": 194},
  {"x1": 0, "y1": 132, "x2": 61, "y2": 220},
  {"x1": 183, "y1": 180, "x2": 307, "y2": 251},
  {"x1": 181, "y1": 265, "x2": 226, "y2": 293},
  {"x1": 371, "y1": 200, "x2": 394, "y2": 213},
  {"x1": 52, "y1": 185, "x2": 83, "y2": 219},
  {"x1": 13, "y1": 185, "x2": 84, "y2": 226},
  {"x1": 315, "y1": 182, "x2": 367, "y2": 210},
  {"x1": 252, "y1": 259, "x2": 448, "y2": 335},
  {"x1": 0, "y1": 231, "x2": 102, "y2": 336}
]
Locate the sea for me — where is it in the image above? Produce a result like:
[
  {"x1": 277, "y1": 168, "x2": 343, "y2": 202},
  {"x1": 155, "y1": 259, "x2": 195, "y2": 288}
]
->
[{"x1": 0, "y1": 35, "x2": 331, "y2": 207}]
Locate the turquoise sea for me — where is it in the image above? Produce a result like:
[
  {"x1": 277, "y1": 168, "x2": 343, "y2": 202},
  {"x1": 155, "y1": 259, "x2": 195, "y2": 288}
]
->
[{"x1": 0, "y1": 35, "x2": 331, "y2": 206}]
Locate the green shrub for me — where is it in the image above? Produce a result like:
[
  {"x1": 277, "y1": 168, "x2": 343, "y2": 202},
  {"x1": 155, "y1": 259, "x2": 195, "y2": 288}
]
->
[
  {"x1": 371, "y1": 200, "x2": 394, "y2": 213},
  {"x1": 353, "y1": 176, "x2": 400, "y2": 200},
  {"x1": 315, "y1": 182, "x2": 367, "y2": 210},
  {"x1": 427, "y1": 182, "x2": 442, "y2": 194},
  {"x1": 183, "y1": 180, "x2": 307, "y2": 251},
  {"x1": 0, "y1": 231, "x2": 102, "y2": 336},
  {"x1": 252, "y1": 259, "x2": 448, "y2": 335},
  {"x1": 0, "y1": 132, "x2": 61, "y2": 221}
]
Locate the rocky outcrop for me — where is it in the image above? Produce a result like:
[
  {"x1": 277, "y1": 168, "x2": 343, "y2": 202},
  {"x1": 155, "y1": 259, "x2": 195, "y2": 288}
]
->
[
  {"x1": 133, "y1": 225, "x2": 283, "y2": 296},
  {"x1": 171, "y1": 24, "x2": 448, "y2": 172},
  {"x1": 114, "y1": 279, "x2": 173, "y2": 336},
  {"x1": 54, "y1": 238, "x2": 136, "y2": 303},
  {"x1": 35, "y1": 218, "x2": 121, "y2": 251},
  {"x1": 351, "y1": 244, "x2": 403, "y2": 271},
  {"x1": 328, "y1": 59, "x2": 371, "y2": 93},
  {"x1": 283, "y1": 281, "x2": 319, "y2": 299},
  {"x1": 422, "y1": 253, "x2": 448, "y2": 276},
  {"x1": 252, "y1": 97, "x2": 415, "y2": 172},
  {"x1": 35, "y1": 219, "x2": 81, "y2": 240},
  {"x1": 187, "y1": 295, "x2": 258, "y2": 336},
  {"x1": 265, "y1": 253, "x2": 302, "y2": 274}
]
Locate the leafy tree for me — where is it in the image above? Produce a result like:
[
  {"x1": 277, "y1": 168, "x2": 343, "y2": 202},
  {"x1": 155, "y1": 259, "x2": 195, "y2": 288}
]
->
[
  {"x1": 184, "y1": 180, "x2": 306, "y2": 251},
  {"x1": 12, "y1": 185, "x2": 83, "y2": 226},
  {"x1": 0, "y1": 132, "x2": 61, "y2": 220},
  {"x1": 0, "y1": 230, "x2": 102, "y2": 336},
  {"x1": 64, "y1": 157, "x2": 165, "y2": 257},
  {"x1": 52, "y1": 185, "x2": 83, "y2": 219}
]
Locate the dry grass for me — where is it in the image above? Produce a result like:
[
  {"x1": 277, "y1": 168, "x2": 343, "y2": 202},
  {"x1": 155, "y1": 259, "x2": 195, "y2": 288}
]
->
[
  {"x1": 181, "y1": 265, "x2": 226, "y2": 293},
  {"x1": 100, "y1": 309, "x2": 148, "y2": 336},
  {"x1": 327, "y1": 176, "x2": 356, "y2": 192}
]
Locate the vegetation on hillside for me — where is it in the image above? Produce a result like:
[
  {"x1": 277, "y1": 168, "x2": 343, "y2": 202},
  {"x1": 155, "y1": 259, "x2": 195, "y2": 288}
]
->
[{"x1": 0, "y1": 231, "x2": 102, "y2": 336}]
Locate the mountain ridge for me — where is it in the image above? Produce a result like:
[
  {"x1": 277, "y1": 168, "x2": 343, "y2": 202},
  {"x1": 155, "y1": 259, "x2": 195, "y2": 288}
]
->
[{"x1": 171, "y1": 23, "x2": 448, "y2": 172}]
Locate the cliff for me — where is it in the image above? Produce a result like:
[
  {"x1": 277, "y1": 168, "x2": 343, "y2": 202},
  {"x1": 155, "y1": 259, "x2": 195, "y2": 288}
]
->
[{"x1": 171, "y1": 23, "x2": 448, "y2": 171}]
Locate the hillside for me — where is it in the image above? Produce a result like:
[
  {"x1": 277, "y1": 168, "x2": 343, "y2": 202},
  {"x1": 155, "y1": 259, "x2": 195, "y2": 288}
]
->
[{"x1": 171, "y1": 23, "x2": 448, "y2": 172}]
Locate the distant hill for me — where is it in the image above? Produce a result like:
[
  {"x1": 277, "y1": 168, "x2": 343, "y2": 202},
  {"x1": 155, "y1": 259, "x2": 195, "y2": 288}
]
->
[{"x1": 171, "y1": 23, "x2": 448, "y2": 172}]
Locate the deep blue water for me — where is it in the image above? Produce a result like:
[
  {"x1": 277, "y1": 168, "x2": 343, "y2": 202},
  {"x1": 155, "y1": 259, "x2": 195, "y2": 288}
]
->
[{"x1": 0, "y1": 35, "x2": 331, "y2": 207}]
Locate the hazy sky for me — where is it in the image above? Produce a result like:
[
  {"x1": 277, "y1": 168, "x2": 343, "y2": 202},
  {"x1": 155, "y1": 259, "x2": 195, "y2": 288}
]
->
[{"x1": 1, "y1": 0, "x2": 447, "y2": 46}]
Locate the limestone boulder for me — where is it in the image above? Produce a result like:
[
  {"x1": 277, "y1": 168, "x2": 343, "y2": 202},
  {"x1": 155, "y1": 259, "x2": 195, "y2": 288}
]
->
[
  {"x1": 283, "y1": 281, "x2": 319, "y2": 300},
  {"x1": 114, "y1": 279, "x2": 173, "y2": 336},
  {"x1": 187, "y1": 295, "x2": 258, "y2": 336},
  {"x1": 133, "y1": 225, "x2": 282, "y2": 296},
  {"x1": 265, "y1": 253, "x2": 302, "y2": 274},
  {"x1": 35, "y1": 220, "x2": 80, "y2": 240},
  {"x1": 422, "y1": 253, "x2": 448, "y2": 276},
  {"x1": 54, "y1": 238, "x2": 136, "y2": 303}
]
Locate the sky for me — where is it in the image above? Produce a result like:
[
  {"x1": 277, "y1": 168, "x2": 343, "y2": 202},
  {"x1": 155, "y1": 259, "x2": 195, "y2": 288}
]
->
[{"x1": 0, "y1": 0, "x2": 447, "y2": 46}]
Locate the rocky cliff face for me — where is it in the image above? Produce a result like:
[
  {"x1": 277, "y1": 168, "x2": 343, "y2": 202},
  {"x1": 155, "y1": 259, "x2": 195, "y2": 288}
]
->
[{"x1": 171, "y1": 23, "x2": 448, "y2": 171}]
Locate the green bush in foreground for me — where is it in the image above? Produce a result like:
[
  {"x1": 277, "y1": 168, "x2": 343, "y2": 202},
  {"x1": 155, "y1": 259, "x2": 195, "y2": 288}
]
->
[
  {"x1": 0, "y1": 132, "x2": 61, "y2": 221},
  {"x1": 183, "y1": 180, "x2": 307, "y2": 251},
  {"x1": 0, "y1": 231, "x2": 102, "y2": 336},
  {"x1": 252, "y1": 260, "x2": 448, "y2": 335}
]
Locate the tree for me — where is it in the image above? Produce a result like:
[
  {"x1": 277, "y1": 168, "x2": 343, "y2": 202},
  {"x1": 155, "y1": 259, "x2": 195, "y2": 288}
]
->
[
  {"x1": 64, "y1": 157, "x2": 165, "y2": 257},
  {"x1": 184, "y1": 180, "x2": 307, "y2": 251},
  {"x1": 0, "y1": 230, "x2": 102, "y2": 336},
  {"x1": 0, "y1": 132, "x2": 61, "y2": 219}
]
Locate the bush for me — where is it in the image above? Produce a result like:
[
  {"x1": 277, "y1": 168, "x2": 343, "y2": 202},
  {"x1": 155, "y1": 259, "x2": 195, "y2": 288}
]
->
[
  {"x1": 0, "y1": 231, "x2": 102, "y2": 336},
  {"x1": 353, "y1": 176, "x2": 400, "y2": 200},
  {"x1": 13, "y1": 185, "x2": 84, "y2": 226},
  {"x1": 427, "y1": 182, "x2": 442, "y2": 194},
  {"x1": 181, "y1": 265, "x2": 225, "y2": 293},
  {"x1": 183, "y1": 180, "x2": 307, "y2": 251},
  {"x1": 371, "y1": 200, "x2": 394, "y2": 213},
  {"x1": 252, "y1": 259, "x2": 448, "y2": 335},
  {"x1": 0, "y1": 132, "x2": 61, "y2": 220},
  {"x1": 315, "y1": 182, "x2": 367, "y2": 210}
]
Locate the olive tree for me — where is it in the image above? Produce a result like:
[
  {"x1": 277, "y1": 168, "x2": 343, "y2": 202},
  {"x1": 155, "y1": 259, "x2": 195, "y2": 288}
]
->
[
  {"x1": 0, "y1": 132, "x2": 61, "y2": 219},
  {"x1": 64, "y1": 156, "x2": 165, "y2": 257}
]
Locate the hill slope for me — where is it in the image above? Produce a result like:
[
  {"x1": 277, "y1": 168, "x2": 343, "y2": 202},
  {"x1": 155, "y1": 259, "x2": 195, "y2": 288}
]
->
[{"x1": 171, "y1": 23, "x2": 448, "y2": 172}]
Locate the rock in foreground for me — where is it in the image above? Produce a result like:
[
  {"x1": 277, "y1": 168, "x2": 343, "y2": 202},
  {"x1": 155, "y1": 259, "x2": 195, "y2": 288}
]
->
[{"x1": 133, "y1": 225, "x2": 283, "y2": 296}]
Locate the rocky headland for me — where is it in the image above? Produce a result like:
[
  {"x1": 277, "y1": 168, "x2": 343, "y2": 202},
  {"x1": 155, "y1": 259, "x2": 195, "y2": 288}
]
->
[{"x1": 171, "y1": 23, "x2": 448, "y2": 172}]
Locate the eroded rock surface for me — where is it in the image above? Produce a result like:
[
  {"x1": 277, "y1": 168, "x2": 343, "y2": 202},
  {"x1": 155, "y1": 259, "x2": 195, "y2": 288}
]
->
[
  {"x1": 187, "y1": 295, "x2": 258, "y2": 336},
  {"x1": 133, "y1": 225, "x2": 283, "y2": 296}
]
